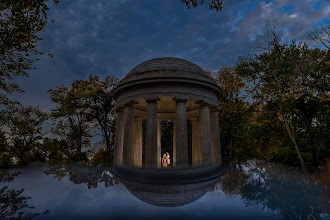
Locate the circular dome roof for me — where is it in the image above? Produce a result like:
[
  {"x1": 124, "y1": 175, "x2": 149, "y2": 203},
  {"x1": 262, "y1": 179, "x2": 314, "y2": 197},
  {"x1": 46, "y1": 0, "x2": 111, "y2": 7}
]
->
[
  {"x1": 113, "y1": 57, "x2": 222, "y2": 106},
  {"x1": 117, "y1": 57, "x2": 217, "y2": 87},
  {"x1": 126, "y1": 57, "x2": 207, "y2": 77}
]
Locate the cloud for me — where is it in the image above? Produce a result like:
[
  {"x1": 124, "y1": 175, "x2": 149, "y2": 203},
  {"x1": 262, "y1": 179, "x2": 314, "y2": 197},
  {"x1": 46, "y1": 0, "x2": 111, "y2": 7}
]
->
[{"x1": 9, "y1": 0, "x2": 330, "y2": 107}]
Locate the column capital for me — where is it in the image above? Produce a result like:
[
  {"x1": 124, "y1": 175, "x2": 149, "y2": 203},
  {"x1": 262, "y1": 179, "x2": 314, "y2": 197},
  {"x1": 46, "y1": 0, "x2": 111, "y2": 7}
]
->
[
  {"x1": 173, "y1": 97, "x2": 187, "y2": 103},
  {"x1": 190, "y1": 116, "x2": 199, "y2": 121},
  {"x1": 124, "y1": 101, "x2": 138, "y2": 107},
  {"x1": 209, "y1": 105, "x2": 219, "y2": 112},
  {"x1": 145, "y1": 97, "x2": 160, "y2": 103},
  {"x1": 116, "y1": 106, "x2": 125, "y2": 112},
  {"x1": 135, "y1": 116, "x2": 144, "y2": 121},
  {"x1": 158, "y1": 117, "x2": 170, "y2": 122},
  {"x1": 195, "y1": 100, "x2": 209, "y2": 106}
]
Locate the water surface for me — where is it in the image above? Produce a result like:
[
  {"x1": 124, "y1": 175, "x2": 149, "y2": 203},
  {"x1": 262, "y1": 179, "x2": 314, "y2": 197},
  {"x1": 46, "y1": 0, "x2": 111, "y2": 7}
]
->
[{"x1": 1, "y1": 160, "x2": 329, "y2": 220}]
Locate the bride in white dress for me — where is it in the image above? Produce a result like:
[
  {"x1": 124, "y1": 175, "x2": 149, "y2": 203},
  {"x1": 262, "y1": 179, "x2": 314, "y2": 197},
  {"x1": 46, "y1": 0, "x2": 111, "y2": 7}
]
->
[
  {"x1": 162, "y1": 153, "x2": 167, "y2": 168},
  {"x1": 166, "y1": 152, "x2": 170, "y2": 167}
]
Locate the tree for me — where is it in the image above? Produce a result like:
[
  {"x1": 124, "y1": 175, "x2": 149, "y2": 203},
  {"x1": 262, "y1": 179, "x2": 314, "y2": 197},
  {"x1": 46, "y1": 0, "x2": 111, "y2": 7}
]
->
[
  {"x1": 39, "y1": 137, "x2": 67, "y2": 161},
  {"x1": 0, "y1": 129, "x2": 12, "y2": 167},
  {"x1": 181, "y1": 0, "x2": 223, "y2": 11},
  {"x1": 0, "y1": 0, "x2": 59, "y2": 107},
  {"x1": 257, "y1": 21, "x2": 330, "y2": 93},
  {"x1": 0, "y1": 105, "x2": 47, "y2": 164},
  {"x1": 0, "y1": 129, "x2": 6, "y2": 153},
  {"x1": 48, "y1": 84, "x2": 92, "y2": 160},
  {"x1": 236, "y1": 22, "x2": 330, "y2": 173},
  {"x1": 237, "y1": 50, "x2": 309, "y2": 174},
  {"x1": 248, "y1": 104, "x2": 288, "y2": 161},
  {"x1": 76, "y1": 76, "x2": 118, "y2": 163},
  {"x1": 48, "y1": 75, "x2": 118, "y2": 162},
  {"x1": 307, "y1": 24, "x2": 330, "y2": 50},
  {"x1": 211, "y1": 66, "x2": 254, "y2": 162}
]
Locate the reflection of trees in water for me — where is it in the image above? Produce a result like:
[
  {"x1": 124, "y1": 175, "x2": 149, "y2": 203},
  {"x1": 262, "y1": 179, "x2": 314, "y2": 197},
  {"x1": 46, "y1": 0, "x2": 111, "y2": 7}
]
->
[
  {"x1": 44, "y1": 162, "x2": 118, "y2": 189},
  {"x1": 212, "y1": 160, "x2": 329, "y2": 219},
  {"x1": 0, "y1": 171, "x2": 49, "y2": 220},
  {"x1": 212, "y1": 162, "x2": 249, "y2": 196}
]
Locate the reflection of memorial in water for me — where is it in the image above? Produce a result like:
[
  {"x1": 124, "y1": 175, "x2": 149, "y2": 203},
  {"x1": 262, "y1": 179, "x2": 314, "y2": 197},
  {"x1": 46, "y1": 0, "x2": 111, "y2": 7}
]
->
[
  {"x1": 118, "y1": 165, "x2": 225, "y2": 207},
  {"x1": 112, "y1": 57, "x2": 225, "y2": 206}
]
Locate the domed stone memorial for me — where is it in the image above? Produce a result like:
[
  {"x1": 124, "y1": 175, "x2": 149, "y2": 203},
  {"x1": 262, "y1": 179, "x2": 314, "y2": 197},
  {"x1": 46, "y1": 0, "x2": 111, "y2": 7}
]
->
[{"x1": 112, "y1": 57, "x2": 225, "y2": 206}]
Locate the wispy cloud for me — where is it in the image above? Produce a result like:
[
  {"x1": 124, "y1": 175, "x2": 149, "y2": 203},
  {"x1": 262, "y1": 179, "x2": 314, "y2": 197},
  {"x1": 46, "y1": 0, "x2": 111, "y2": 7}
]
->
[{"x1": 10, "y1": 0, "x2": 330, "y2": 107}]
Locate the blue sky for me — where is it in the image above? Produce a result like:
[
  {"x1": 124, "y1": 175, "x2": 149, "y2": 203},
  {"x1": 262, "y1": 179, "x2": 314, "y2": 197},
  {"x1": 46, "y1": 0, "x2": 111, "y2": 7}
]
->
[{"x1": 11, "y1": 0, "x2": 330, "y2": 108}]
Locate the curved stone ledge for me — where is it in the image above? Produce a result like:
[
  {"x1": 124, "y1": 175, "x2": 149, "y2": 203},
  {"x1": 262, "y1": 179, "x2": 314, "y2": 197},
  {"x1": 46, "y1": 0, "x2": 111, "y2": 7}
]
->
[
  {"x1": 114, "y1": 79, "x2": 222, "y2": 107},
  {"x1": 120, "y1": 177, "x2": 219, "y2": 207},
  {"x1": 120, "y1": 69, "x2": 217, "y2": 86},
  {"x1": 112, "y1": 163, "x2": 225, "y2": 185},
  {"x1": 113, "y1": 73, "x2": 222, "y2": 100}
]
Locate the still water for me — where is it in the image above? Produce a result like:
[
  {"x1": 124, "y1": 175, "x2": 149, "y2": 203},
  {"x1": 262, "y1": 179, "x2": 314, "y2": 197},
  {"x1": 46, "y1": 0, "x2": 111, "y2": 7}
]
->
[{"x1": 1, "y1": 160, "x2": 329, "y2": 220}]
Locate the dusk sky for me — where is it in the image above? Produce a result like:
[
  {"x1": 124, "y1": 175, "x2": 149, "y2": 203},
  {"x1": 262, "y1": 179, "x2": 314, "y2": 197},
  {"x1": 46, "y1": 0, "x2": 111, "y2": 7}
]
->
[{"x1": 12, "y1": 0, "x2": 330, "y2": 109}]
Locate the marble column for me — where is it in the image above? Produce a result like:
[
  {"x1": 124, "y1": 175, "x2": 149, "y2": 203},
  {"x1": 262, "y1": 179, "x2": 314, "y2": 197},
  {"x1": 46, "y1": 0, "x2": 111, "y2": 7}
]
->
[
  {"x1": 145, "y1": 98, "x2": 159, "y2": 168},
  {"x1": 191, "y1": 116, "x2": 201, "y2": 166},
  {"x1": 198, "y1": 102, "x2": 212, "y2": 166},
  {"x1": 123, "y1": 102, "x2": 136, "y2": 166},
  {"x1": 114, "y1": 107, "x2": 125, "y2": 166},
  {"x1": 175, "y1": 98, "x2": 188, "y2": 168},
  {"x1": 133, "y1": 116, "x2": 143, "y2": 168},
  {"x1": 157, "y1": 119, "x2": 161, "y2": 168},
  {"x1": 210, "y1": 106, "x2": 222, "y2": 165},
  {"x1": 172, "y1": 120, "x2": 176, "y2": 167}
]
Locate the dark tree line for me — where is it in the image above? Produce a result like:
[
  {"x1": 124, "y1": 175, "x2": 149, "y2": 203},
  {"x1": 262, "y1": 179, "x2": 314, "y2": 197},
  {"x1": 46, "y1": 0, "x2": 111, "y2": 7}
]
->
[
  {"x1": 216, "y1": 22, "x2": 329, "y2": 173},
  {"x1": 0, "y1": 0, "x2": 328, "y2": 174}
]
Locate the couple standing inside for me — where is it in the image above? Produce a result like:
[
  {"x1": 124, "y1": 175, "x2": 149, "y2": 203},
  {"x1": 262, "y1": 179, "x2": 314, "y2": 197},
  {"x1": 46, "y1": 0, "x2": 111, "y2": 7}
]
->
[{"x1": 162, "y1": 152, "x2": 170, "y2": 168}]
